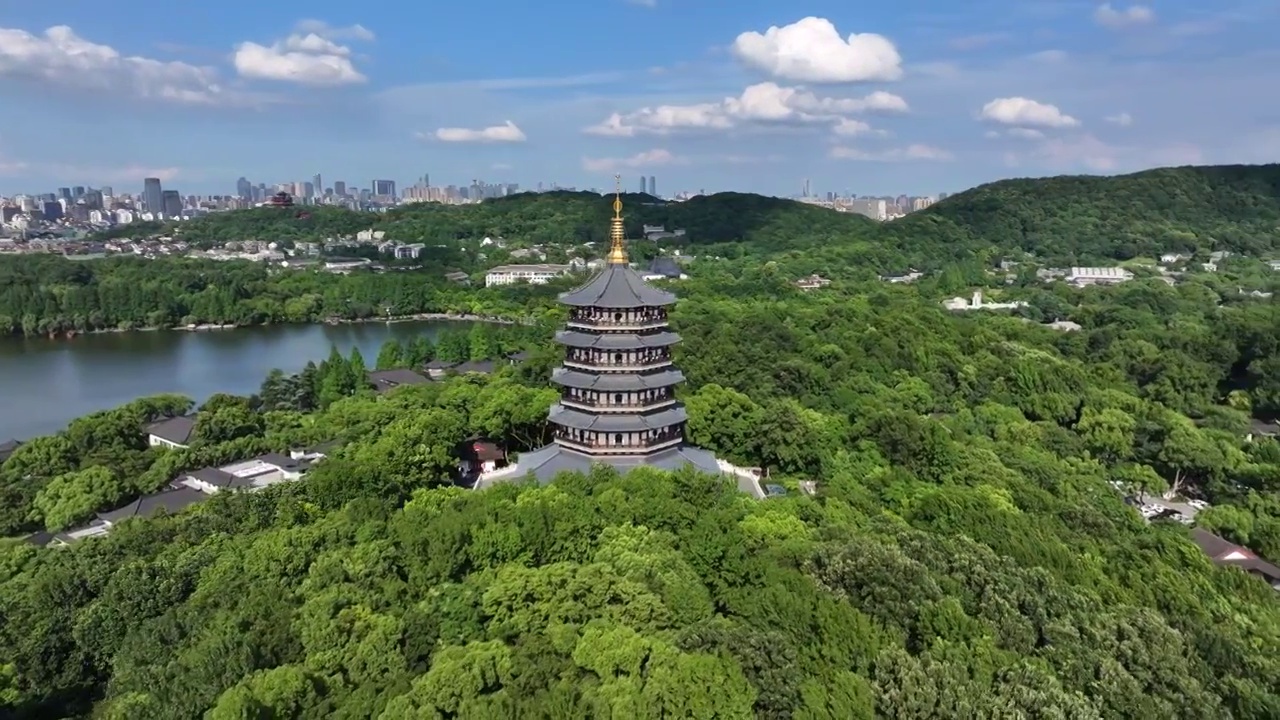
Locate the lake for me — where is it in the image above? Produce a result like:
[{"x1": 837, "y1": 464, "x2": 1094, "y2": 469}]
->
[{"x1": 0, "y1": 321, "x2": 470, "y2": 441}]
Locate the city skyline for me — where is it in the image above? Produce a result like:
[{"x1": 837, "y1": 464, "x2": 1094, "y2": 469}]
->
[
  {"x1": 1, "y1": 3, "x2": 1277, "y2": 196},
  {"x1": 2, "y1": 172, "x2": 949, "y2": 204}
]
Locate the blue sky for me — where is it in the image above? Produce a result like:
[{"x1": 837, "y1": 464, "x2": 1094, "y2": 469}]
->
[{"x1": 1, "y1": 1, "x2": 1277, "y2": 199}]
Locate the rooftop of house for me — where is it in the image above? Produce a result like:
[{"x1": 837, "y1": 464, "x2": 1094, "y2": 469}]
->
[
  {"x1": 424, "y1": 359, "x2": 460, "y2": 370},
  {"x1": 367, "y1": 368, "x2": 431, "y2": 391},
  {"x1": 455, "y1": 359, "x2": 497, "y2": 374},
  {"x1": 98, "y1": 486, "x2": 209, "y2": 525},
  {"x1": 1191, "y1": 528, "x2": 1280, "y2": 583},
  {"x1": 0, "y1": 438, "x2": 21, "y2": 461},
  {"x1": 648, "y1": 256, "x2": 682, "y2": 278},
  {"x1": 145, "y1": 414, "x2": 196, "y2": 444},
  {"x1": 487, "y1": 263, "x2": 572, "y2": 273},
  {"x1": 458, "y1": 438, "x2": 506, "y2": 463},
  {"x1": 506, "y1": 350, "x2": 531, "y2": 362}
]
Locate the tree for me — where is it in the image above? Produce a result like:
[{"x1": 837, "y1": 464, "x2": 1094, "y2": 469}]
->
[
  {"x1": 31, "y1": 466, "x2": 125, "y2": 530},
  {"x1": 375, "y1": 340, "x2": 403, "y2": 370}
]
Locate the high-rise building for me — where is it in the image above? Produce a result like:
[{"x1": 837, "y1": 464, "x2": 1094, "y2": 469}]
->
[
  {"x1": 143, "y1": 178, "x2": 164, "y2": 214},
  {"x1": 160, "y1": 190, "x2": 182, "y2": 218},
  {"x1": 236, "y1": 177, "x2": 252, "y2": 201},
  {"x1": 100, "y1": 186, "x2": 113, "y2": 198},
  {"x1": 334, "y1": 181, "x2": 347, "y2": 197},
  {"x1": 72, "y1": 186, "x2": 85, "y2": 198},
  {"x1": 372, "y1": 179, "x2": 396, "y2": 197},
  {"x1": 473, "y1": 185, "x2": 764, "y2": 496},
  {"x1": 638, "y1": 176, "x2": 646, "y2": 193},
  {"x1": 647, "y1": 176, "x2": 656, "y2": 197},
  {"x1": 312, "y1": 174, "x2": 322, "y2": 196},
  {"x1": 57, "y1": 188, "x2": 71, "y2": 201}
]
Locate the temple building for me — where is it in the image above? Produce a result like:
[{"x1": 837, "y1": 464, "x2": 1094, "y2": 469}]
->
[{"x1": 474, "y1": 180, "x2": 764, "y2": 497}]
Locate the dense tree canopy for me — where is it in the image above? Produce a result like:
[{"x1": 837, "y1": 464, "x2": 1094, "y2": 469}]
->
[{"x1": 3, "y1": 165, "x2": 1280, "y2": 718}]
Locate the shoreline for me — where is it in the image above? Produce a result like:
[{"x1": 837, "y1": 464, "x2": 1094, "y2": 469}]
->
[{"x1": 18, "y1": 312, "x2": 528, "y2": 341}]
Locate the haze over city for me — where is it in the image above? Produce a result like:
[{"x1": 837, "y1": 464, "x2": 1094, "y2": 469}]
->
[{"x1": 1, "y1": 1, "x2": 1276, "y2": 197}]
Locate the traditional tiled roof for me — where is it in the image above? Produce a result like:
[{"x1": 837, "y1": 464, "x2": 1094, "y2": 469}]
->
[{"x1": 557, "y1": 263, "x2": 676, "y2": 308}]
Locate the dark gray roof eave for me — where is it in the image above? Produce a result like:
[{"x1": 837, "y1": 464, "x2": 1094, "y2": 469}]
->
[{"x1": 557, "y1": 264, "x2": 677, "y2": 308}]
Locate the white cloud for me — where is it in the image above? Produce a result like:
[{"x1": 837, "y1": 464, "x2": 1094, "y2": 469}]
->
[
  {"x1": 582, "y1": 149, "x2": 681, "y2": 172},
  {"x1": 0, "y1": 24, "x2": 229, "y2": 104},
  {"x1": 1106, "y1": 112, "x2": 1133, "y2": 126},
  {"x1": 732, "y1": 17, "x2": 903, "y2": 83},
  {"x1": 0, "y1": 151, "x2": 26, "y2": 175},
  {"x1": 830, "y1": 144, "x2": 953, "y2": 161},
  {"x1": 833, "y1": 118, "x2": 874, "y2": 136},
  {"x1": 585, "y1": 82, "x2": 906, "y2": 136},
  {"x1": 980, "y1": 97, "x2": 1080, "y2": 129},
  {"x1": 1093, "y1": 4, "x2": 1155, "y2": 29},
  {"x1": 429, "y1": 121, "x2": 527, "y2": 143},
  {"x1": 1008, "y1": 127, "x2": 1045, "y2": 139},
  {"x1": 1007, "y1": 133, "x2": 1203, "y2": 173},
  {"x1": 1029, "y1": 50, "x2": 1068, "y2": 63},
  {"x1": 233, "y1": 29, "x2": 367, "y2": 86},
  {"x1": 293, "y1": 20, "x2": 376, "y2": 41},
  {"x1": 949, "y1": 33, "x2": 1008, "y2": 51}
]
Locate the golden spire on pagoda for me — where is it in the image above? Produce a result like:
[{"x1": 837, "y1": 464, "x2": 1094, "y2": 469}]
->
[{"x1": 606, "y1": 174, "x2": 628, "y2": 264}]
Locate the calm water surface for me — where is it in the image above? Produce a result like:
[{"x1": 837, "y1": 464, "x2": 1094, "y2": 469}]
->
[{"x1": 0, "y1": 321, "x2": 466, "y2": 440}]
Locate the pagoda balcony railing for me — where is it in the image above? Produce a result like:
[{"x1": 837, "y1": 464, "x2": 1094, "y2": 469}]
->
[
  {"x1": 565, "y1": 313, "x2": 668, "y2": 331},
  {"x1": 554, "y1": 430, "x2": 683, "y2": 454},
  {"x1": 563, "y1": 358, "x2": 672, "y2": 373},
  {"x1": 560, "y1": 395, "x2": 677, "y2": 413}
]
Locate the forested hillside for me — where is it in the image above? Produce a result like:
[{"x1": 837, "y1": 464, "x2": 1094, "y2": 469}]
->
[
  {"x1": 102, "y1": 163, "x2": 1280, "y2": 268},
  {"x1": 882, "y1": 164, "x2": 1280, "y2": 262},
  {"x1": 127, "y1": 190, "x2": 878, "y2": 257},
  {"x1": 3, "y1": 260, "x2": 1280, "y2": 717}
]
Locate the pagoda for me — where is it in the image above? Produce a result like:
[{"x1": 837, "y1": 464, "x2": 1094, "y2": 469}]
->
[{"x1": 474, "y1": 178, "x2": 764, "y2": 497}]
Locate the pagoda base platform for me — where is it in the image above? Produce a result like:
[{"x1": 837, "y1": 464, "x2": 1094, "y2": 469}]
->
[{"x1": 473, "y1": 442, "x2": 765, "y2": 498}]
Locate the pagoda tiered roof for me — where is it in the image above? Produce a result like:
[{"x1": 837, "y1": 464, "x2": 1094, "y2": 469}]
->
[
  {"x1": 557, "y1": 263, "x2": 676, "y2": 308},
  {"x1": 548, "y1": 405, "x2": 688, "y2": 432},
  {"x1": 551, "y1": 367, "x2": 685, "y2": 391}
]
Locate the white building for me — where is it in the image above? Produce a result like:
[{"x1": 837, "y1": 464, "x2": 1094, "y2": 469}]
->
[
  {"x1": 485, "y1": 263, "x2": 572, "y2": 287},
  {"x1": 848, "y1": 198, "x2": 888, "y2": 221},
  {"x1": 1068, "y1": 267, "x2": 1133, "y2": 287},
  {"x1": 178, "y1": 453, "x2": 310, "y2": 493},
  {"x1": 943, "y1": 290, "x2": 1028, "y2": 311}
]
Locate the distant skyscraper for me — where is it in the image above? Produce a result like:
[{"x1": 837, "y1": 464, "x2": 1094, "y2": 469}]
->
[
  {"x1": 100, "y1": 186, "x2": 113, "y2": 198},
  {"x1": 638, "y1": 176, "x2": 646, "y2": 193},
  {"x1": 160, "y1": 190, "x2": 182, "y2": 218},
  {"x1": 143, "y1": 178, "x2": 163, "y2": 214},
  {"x1": 313, "y1": 174, "x2": 322, "y2": 196},
  {"x1": 72, "y1": 186, "x2": 85, "y2": 198},
  {"x1": 236, "y1": 177, "x2": 252, "y2": 201},
  {"x1": 57, "y1": 187, "x2": 71, "y2": 201},
  {"x1": 648, "y1": 176, "x2": 656, "y2": 197},
  {"x1": 334, "y1": 181, "x2": 347, "y2": 197},
  {"x1": 372, "y1": 179, "x2": 396, "y2": 197}
]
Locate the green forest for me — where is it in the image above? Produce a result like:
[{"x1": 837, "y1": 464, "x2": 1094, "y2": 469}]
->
[
  {"x1": 2, "y1": 165, "x2": 1280, "y2": 718},
  {"x1": 9, "y1": 163, "x2": 1280, "y2": 338}
]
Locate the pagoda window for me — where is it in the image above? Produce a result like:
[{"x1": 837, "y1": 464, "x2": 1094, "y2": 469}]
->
[
  {"x1": 614, "y1": 393, "x2": 623, "y2": 404},
  {"x1": 614, "y1": 433, "x2": 623, "y2": 445},
  {"x1": 614, "y1": 312, "x2": 623, "y2": 322},
  {"x1": 614, "y1": 352, "x2": 623, "y2": 364}
]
